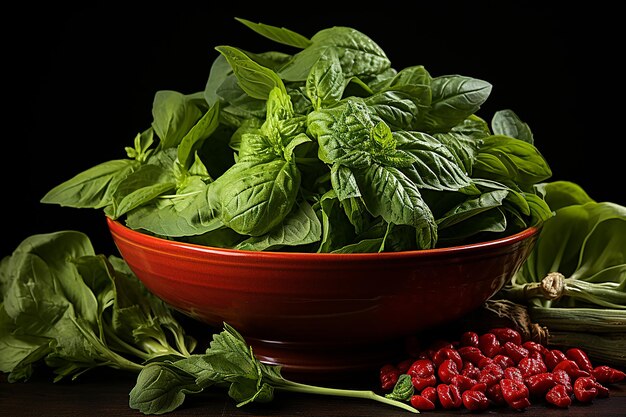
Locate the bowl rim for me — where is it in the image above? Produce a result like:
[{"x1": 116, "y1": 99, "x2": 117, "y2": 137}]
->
[{"x1": 107, "y1": 216, "x2": 541, "y2": 261}]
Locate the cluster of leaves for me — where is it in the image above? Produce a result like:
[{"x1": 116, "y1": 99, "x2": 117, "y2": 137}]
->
[
  {"x1": 129, "y1": 322, "x2": 417, "y2": 415},
  {"x1": 42, "y1": 18, "x2": 553, "y2": 252},
  {"x1": 497, "y1": 180, "x2": 626, "y2": 366},
  {"x1": 0, "y1": 231, "x2": 196, "y2": 382}
]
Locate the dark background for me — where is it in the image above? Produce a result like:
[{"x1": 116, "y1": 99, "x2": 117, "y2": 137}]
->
[{"x1": 4, "y1": 3, "x2": 624, "y2": 258}]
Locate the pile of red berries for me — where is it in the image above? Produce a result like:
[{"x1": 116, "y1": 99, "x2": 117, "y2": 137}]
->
[{"x1": 379, "y1": 327, "x2": 625, "y2": 411}]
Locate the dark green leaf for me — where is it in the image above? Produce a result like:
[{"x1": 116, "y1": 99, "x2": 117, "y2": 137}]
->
[
  {"x1": 235, "y1": 18, "x2": 312, "y2": 48},
  {"x1": 129, "y1": 362, "x2": 203, "y2": 415},
  {"x1": 419, "y1": 75, "x2": 492, "y2": 132},
  {"x1": 492, "y1": 109, "x2": 534, "y2": 144}
]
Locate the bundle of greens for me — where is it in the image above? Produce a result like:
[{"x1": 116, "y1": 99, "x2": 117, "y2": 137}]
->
[
  {"x1": 0, "y1": 231, "x2": 196, "y2": 382},
  {"x1": 497, "y1": 181, "x2": 626, "y2": 366},
  {"x1": 0, "y1": 232, "x2": 416, "y2": 414},
  {"x1": 41, "y1": 18, "x2": 552, "y2": 253}
]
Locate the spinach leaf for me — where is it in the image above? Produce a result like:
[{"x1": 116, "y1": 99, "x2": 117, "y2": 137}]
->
[{"x1": 0, "y1": 231, "x2": 196, "y2": 382}]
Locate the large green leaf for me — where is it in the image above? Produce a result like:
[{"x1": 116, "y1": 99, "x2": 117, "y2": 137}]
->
[
  {"x1": 215, "y1": 46, "x2": 286, "y2": 100},
  {"x1": 279, "y1": 26, "x2": 390, "y2": 81},
  {"x1": 356, "y1": 163, "x2": 436, "y2": 248},
  {"x1": 41, "y1": 159, "x2": 139, "y2": 209},
  {"x1": 235, "y1": 200, "x2": 321, "y2": 251},
  {"x1": 235, "y1": 18, "x2": 312, "y2": 49},
  {"x1": 218, "y1": 159, "x2": 300, "y2": 236},
  {"x1": 419, "y1": 75, "x2": 492, "y2": 133}
]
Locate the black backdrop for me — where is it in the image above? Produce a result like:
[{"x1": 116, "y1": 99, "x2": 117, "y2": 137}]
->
[{"x1": 4, "y1": 3, "x2": 624, "y2": 258}]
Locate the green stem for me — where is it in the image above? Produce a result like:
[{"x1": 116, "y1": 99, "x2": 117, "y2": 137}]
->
[{"x1": 276, "y1": 381, "x2": 418, "y2": 414}]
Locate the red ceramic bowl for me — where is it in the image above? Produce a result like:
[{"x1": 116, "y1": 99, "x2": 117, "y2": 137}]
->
[{"x1": 107, "y1": 217, "x2": 539, "y2": 379}]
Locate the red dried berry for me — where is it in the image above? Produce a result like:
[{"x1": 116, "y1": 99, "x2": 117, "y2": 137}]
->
[
  {"x1": 591, "y1": 365, "x2": 626, "y2": 384},
  {"x1": 544, "y1": 349, "x2": 567, "y2": 371},
  {"x1": 545, "y1": 384, "x2": 572, "y2": 408},
  {"x1": 410, "y1": 394, "x2": 435, "y2": 411},
  {"x1": 462, "y1": 389, "x2": 490, "y2": 411},
  {"x1": 500, "y1": 378, "x2": 531, "y2": 410},
  {"x1": 565, "y1": 348, "x2": 593, "y2": 373},
  {"x1": 574, "y1": 376, "x2": 598, "y2": 403},
  {"x1": 489, "y1": 327, "x2": 522, "y2": 346},
  {"x1": 460, "y1": 331, "x2": 480, "y2": 348},
  {"x1": 525, "y1": 372, "x2": 557, "y2": 397},
  {"x1": 478, "y1": 333, "x2": 501, "y2": 358},
  {"x1": 518, "y1": 357, "x2": 547, "y2": 378},
  {"x1": 437, "y1": 384, "x2": 462, "y2": 409}
]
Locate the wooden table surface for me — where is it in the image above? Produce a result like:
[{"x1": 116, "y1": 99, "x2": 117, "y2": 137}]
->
[{"x1": 2, "y1": 368, "x2": 625, "y2": 417}]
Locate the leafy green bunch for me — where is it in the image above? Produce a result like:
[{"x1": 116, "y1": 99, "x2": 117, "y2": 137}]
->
[
  {"x1": 0, "y1": 231, "x2": 196, "y2": 382},
  {"x1": 42, "y1": 18, "x2": 553, "y2": 252}
]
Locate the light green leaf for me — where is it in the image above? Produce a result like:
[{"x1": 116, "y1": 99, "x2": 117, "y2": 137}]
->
[
  {"x1": 235, "y1": 200, "x2": 321, "y2": 251},
  {"x1": 215, "y1": 46, "x2": 286, "y2": 100},
  {"x1": 41, "y1": 159, "x2": 139, "y2": 209},
  {"x1": 218, "y1": 159, "x2": 300, "y2": 236},
  {"x1": 178, "y1": 102, "x2": 220, "y2": 169},
  {"x1": 152, "y1": 91, "x2": 204, "y2": 149},
  {"x1": 306, "y1": 47, "x2": 344, "y2": 109}
]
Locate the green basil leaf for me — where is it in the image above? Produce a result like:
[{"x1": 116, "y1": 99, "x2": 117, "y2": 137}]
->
[
  {"x1": 492, "y1": 109, "x2": 534, "y2": 144},
  {"x1": 215, "y1": 46, "x2": 286, "y2": 100},
  {"x1": 475, "y1": 135, "x2": 552, "y2": 186},
  {"x1": 218, "y1": 159, "x2": 300, "y2": 236},
  {"x1": 331, "y1": 164, "x2": 361, "y2": 201},
  {"x1": 41, "y1": 159, "x2": 139, "y2": 209},
  {"x1": 308, "y1": 100, "x2": 372, "y2": 164},
  {"x1": 204, "y1": 54, "x2": 233, "y2": 106},
  {"x1": 317, "y1": 190, "x2": 357, "y2": 253},
  {"x1": 129, "y1": 362, "x2": 203, "y2": 415},
  {"x1": 279, "y1": 27, "x2": 390, "y2": 81},
  {"x1": 306, "y1": 47, "x2": 345, "y2": 109},
  {"x1": 437, "y1": 189, "x2": 509, "y2": 229},
  {"x1": 178, "y1": 102, "x2": 220, "y2": 169},
  {"x1": 438, "y1": 207, "x2": 507, "y2": 242},
  {"x1": 364, "y1": 89, "x2": 425, "y2": 130},
  {"x1": 394, "y1": 131, "x2": 473, "y2": 191},
  {"x1": 357, "y1": 163, "x2": 437, "y2": 249},
  {"x1": 235, "y1": 18, "x2": 312, "y2": 49},
  {"x1": 419, "y1": 75, "x2": 492, "y2": 132},
  {"x1": 151, "y1": 91, "x2": 204, "y2": 149},
  {"x1": 235, "y1": 200, "x2": 321, "y2": 251}
]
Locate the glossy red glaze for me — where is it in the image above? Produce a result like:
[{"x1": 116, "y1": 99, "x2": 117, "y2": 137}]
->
[{"x1": 107, "y1": 217, "x2": 540, "y2": 378}]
